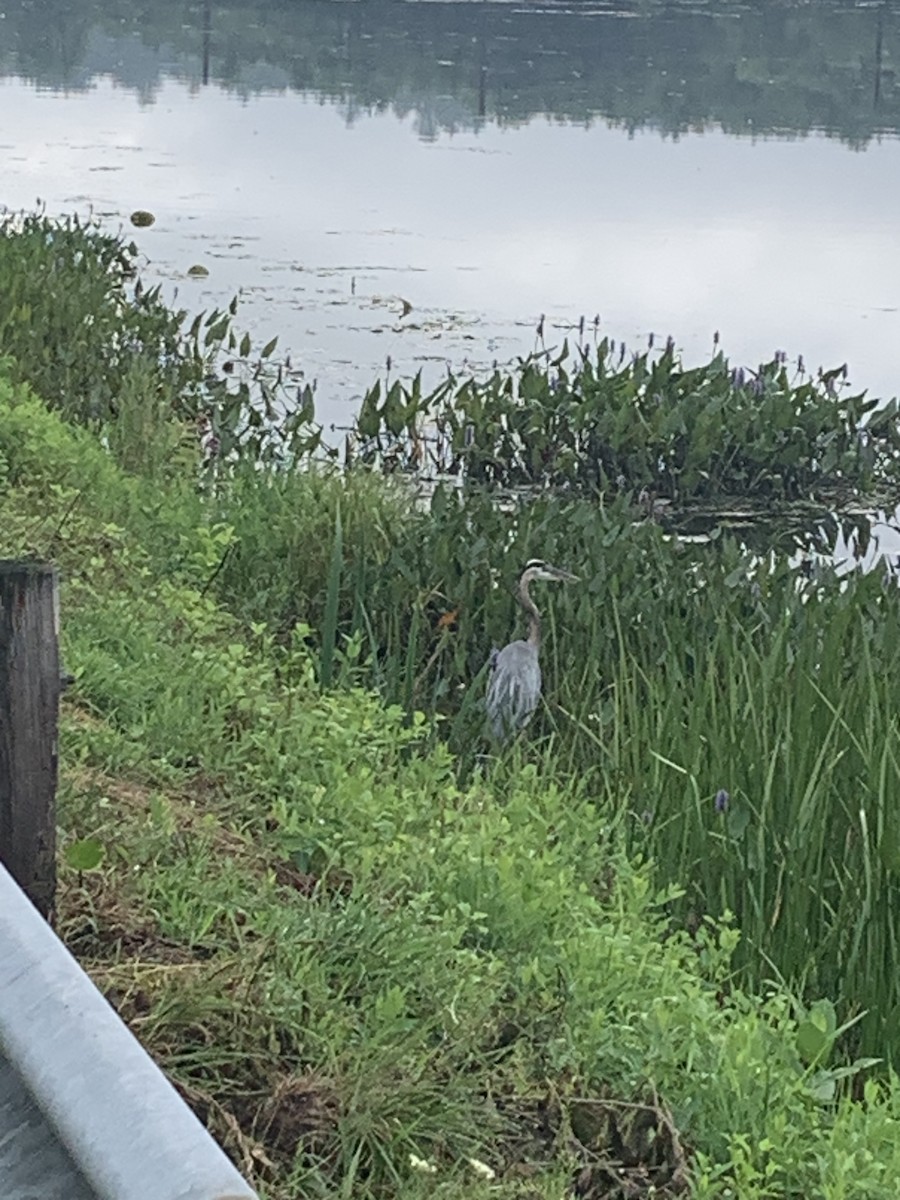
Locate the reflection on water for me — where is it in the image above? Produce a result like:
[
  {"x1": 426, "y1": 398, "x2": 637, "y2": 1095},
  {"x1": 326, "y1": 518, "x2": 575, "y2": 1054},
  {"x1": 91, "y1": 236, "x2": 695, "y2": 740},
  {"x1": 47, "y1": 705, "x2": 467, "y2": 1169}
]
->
[
  {"x1": 669, "y1": 503, "x2": 900, "y2": 576},
  {"x1": 1, "y1": 0, "x2": 899, "y2": 428},
  {"x1": 5, "y1": 0, "x2": 900, "y2": 143}
]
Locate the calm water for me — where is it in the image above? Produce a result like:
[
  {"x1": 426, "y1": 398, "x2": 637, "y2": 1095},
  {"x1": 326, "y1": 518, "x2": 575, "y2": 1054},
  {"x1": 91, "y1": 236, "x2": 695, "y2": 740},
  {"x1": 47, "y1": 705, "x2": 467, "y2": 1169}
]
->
[{"x1": 2, "y1": 0, "x2": 899, "y2": 432}]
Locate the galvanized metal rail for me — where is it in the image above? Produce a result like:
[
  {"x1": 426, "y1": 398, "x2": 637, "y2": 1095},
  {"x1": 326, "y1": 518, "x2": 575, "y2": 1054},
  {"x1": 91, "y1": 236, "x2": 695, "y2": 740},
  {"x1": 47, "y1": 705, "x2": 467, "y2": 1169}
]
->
[{"x1": 0, "y1": 862, "x2": 258, "y2": 1200}]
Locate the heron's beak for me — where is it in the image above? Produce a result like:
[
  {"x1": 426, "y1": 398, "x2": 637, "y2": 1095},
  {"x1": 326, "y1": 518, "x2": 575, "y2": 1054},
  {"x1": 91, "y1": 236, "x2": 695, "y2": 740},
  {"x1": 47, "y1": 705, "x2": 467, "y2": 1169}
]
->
[{"x1": 548, "y1": 565, "x2": 580, "y2": 583}]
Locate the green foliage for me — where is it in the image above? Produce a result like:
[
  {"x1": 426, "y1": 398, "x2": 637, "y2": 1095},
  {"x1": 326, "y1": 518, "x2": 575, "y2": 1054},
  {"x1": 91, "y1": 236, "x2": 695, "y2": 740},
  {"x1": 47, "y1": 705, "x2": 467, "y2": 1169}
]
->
[
  {"x1": 354, "y1": 342, "x2": 900, "y2": 501},
  {"x1": 0, "y1": 209, "x2": 322, "y2": 473},
  {"x1": 319, "y1": 501, "x2": 343, "y2": 688},
  {"x1": 64, "y1": 838, "x2": 105, "y2": 871},
  {"x1": 0, "y1": 209, "x2": 184, "y2": 425},
  {"x1": 0, "y1": 376, "x2": 207, "y2": 574}
]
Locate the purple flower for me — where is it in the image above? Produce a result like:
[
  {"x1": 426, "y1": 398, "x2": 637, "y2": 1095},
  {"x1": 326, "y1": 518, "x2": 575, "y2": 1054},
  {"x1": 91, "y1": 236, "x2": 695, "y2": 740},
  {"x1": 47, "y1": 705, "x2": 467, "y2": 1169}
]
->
[{"x1": 714, "y1": 789, "x2": 730, "y2": 813}]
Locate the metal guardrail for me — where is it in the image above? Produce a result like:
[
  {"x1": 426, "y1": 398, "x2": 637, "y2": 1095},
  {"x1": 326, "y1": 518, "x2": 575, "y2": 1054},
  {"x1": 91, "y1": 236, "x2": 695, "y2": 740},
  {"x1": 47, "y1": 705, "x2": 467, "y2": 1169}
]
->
[{"x1": 0, "y1": 862, "x2": 258, "y2": 1200}]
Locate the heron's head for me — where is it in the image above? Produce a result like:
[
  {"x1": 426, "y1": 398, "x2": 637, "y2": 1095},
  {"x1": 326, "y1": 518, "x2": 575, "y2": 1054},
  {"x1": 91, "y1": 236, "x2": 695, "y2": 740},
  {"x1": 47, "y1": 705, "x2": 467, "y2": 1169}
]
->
[{"x1": 522, "y1": 558, "x2": 579, "y2": 584}]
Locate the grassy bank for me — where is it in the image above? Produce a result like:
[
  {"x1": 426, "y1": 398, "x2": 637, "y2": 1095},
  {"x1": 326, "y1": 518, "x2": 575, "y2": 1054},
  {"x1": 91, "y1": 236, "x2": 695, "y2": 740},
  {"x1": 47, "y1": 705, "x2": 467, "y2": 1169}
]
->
[{"x1": 4, "y1": 212, "x2": 900, "y2": 1197}]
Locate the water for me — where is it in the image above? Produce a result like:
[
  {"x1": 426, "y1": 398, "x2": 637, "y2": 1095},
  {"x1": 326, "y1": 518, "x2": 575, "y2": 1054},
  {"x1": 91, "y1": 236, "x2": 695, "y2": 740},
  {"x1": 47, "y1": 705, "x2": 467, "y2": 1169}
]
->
[{"x1": 2, "y1": 0, "x2": 899, "y2": 436}]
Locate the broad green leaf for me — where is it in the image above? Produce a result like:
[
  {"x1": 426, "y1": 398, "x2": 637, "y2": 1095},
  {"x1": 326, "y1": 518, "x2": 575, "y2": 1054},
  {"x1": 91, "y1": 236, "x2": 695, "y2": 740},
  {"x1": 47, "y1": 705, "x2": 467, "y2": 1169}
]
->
[{"x1": 65, "y1": 838, "x2": 105, "y2": 872}]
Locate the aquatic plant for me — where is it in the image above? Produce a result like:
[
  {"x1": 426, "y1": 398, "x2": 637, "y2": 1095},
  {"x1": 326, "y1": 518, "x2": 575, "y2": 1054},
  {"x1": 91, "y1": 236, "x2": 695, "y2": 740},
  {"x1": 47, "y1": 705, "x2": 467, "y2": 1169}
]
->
[
  {"x1": 0, "y1": 208, "x2": 322, "y2": 471},
  {"x1": 353, "y1": 338, "x2": 900, "y2": 503}
]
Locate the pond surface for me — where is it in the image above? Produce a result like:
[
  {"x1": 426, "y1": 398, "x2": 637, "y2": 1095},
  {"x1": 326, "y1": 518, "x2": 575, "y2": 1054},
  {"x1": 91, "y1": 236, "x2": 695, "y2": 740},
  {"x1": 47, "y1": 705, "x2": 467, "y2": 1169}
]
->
[{"x1": 2, "y1": 0, "x2": 900, "y2": 432}]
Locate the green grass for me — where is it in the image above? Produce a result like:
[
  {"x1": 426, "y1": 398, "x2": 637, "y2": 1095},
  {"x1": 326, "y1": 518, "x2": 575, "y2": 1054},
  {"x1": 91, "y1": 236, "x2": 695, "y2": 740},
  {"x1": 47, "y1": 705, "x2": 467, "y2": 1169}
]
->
[{"x1": 198, "y1": 464, "x2": 900, "y2": 1059}]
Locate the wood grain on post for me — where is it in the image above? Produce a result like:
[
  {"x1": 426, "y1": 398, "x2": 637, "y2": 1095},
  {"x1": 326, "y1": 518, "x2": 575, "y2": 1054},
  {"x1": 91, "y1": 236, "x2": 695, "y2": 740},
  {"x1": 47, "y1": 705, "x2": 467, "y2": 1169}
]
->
[{"x1": 0, "y1": 560, "x2": 60, "y2": 919}]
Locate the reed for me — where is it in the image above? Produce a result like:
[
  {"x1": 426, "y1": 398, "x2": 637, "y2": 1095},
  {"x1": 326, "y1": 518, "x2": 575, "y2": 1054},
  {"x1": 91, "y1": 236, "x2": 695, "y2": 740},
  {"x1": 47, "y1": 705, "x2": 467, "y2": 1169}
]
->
[{"x1": 238, "y1": 482, "x2": 900, "y2": 1060}]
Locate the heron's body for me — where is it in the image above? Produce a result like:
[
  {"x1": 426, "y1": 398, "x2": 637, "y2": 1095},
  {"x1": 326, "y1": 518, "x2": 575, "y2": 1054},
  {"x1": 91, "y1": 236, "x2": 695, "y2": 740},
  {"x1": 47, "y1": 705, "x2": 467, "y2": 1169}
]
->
[
  {"x1": 486, "y1": 639, "x2": 541, "y2": 742},
  {"x1": 485, "y1": 559, "x2": 578, "y2": 744}
]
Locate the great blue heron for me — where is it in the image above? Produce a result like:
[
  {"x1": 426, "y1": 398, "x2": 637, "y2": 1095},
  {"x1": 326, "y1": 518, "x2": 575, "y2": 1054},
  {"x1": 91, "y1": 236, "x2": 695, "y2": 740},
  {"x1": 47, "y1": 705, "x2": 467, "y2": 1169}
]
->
[{"x1": 486, "y1": 558, "x2": 579, "y2": 743}]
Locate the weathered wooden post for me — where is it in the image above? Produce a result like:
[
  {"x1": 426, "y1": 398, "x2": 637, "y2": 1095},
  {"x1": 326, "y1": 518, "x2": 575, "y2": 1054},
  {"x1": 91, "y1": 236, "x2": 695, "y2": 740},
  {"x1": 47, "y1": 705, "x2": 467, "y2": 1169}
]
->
[{"x1": 0, "y1": 560, "x2": 60, "y2": 919}]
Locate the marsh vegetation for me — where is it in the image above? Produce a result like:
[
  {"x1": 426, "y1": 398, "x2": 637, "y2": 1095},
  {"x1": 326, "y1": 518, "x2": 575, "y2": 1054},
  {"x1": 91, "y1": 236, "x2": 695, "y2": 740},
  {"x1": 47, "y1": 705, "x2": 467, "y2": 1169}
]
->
[{"x1": 5, "y1": 213, "x2": 900, "y2": 1198}]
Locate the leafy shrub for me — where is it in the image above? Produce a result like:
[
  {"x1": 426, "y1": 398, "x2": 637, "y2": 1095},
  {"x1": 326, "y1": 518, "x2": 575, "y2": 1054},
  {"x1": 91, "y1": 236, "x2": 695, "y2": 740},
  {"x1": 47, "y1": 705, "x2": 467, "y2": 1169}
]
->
[{"x1": 0, "y1": 210, "x2": 186, "y2": 424}]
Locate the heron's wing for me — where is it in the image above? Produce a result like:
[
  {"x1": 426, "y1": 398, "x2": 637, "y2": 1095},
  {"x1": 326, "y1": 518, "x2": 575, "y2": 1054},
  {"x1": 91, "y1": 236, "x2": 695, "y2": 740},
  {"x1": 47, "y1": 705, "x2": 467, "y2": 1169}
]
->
[{"x1": 486, "y1": 640, "x2": 542, "y2": 741}]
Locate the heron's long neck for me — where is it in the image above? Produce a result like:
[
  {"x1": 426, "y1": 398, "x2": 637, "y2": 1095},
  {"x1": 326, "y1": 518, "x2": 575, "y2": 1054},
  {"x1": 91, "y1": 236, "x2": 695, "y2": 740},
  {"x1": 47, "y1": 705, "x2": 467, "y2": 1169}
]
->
[{"x1": 518, "y1": 576, "x2": 541, "y2": 648}]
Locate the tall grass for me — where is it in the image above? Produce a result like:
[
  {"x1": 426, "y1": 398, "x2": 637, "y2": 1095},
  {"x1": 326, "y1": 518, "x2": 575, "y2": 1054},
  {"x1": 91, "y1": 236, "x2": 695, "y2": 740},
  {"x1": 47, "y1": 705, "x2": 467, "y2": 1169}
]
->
[
  {"x1": 210, "y1": 461, "x2": 416, "y2": 637},
  {"x1": 212, "y1": 459, "x2": 900, "y2": 1054},
  {"x1": 319, "y1": 502, "x2": 343, "y2": 688},
  {"x1": 211, "y1": 473, "x2": 900, "y2": 1058},
  {"x1": 572, "y1": 570, "x2": 900, "y2": 1057}
]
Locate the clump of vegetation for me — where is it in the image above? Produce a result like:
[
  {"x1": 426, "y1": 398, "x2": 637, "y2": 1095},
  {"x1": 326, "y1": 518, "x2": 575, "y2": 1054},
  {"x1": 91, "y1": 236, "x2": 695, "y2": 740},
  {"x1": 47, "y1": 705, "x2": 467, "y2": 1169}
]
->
[
  {"x1": 6, "y1": 210, "x2": 900, "y2": 1199},
  {"x1": 0, "y1": 207, "x2": 321, "y2": 470},
  {"x1": 354, "y1": 340, "x2": 900, "y2": 502}
]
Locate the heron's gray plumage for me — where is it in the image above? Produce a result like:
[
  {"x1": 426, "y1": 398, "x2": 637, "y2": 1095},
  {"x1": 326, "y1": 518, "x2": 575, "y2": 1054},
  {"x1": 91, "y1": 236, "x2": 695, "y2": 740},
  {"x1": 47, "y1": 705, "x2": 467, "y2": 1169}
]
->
[
  {"x1": 485, "y1": 558, "x2": 578, "y2": 744},
  {"x1": 486, "y1": 639, "x2": 542, "y2": 742}
]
